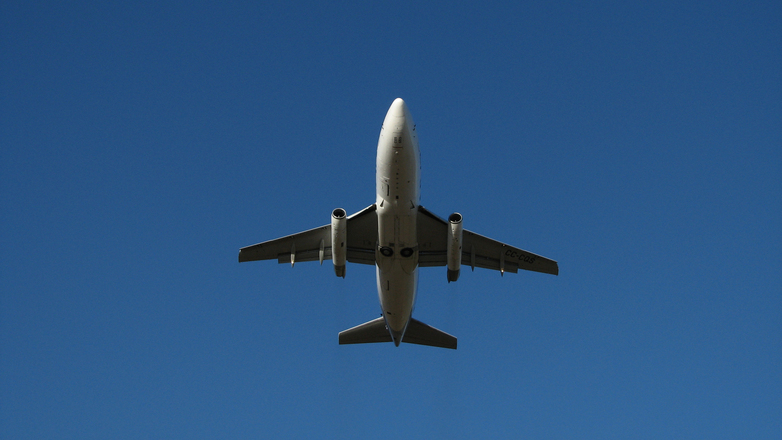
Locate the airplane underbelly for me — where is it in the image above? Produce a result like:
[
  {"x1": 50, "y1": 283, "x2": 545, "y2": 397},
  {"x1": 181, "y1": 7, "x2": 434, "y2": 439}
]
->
[
  {"x1": 375, "y1": 188, "x2": 419, "y2": 333},
  {"x1": 376, "y1": 264, "x2": 417, "y2": 332},
  {"x1": 375, "y1": 208, "x2": 418, "y2": 332},
  {"x1": 374, "y1": 102, "x2": 421, "y2": 336}
]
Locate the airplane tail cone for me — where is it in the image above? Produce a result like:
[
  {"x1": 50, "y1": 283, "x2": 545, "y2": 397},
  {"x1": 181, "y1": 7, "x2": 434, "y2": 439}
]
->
[{"x1": 391, "y1": 329, "x2": 403, "y2": 347}]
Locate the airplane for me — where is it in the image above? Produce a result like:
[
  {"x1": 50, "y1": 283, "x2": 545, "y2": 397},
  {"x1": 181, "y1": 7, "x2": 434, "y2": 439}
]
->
[{"x1": 239, "y1": 98, "x2": 558, "y2": 349}]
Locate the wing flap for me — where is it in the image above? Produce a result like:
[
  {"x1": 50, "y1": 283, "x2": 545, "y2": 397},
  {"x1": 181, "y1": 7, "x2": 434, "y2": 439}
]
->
[
  {"x1": 346, "y1": 248, "x2": 376, "y2": 265},
  {"x1": 275, "y1": 249, "x2": 331, "y2": 264},
  {"x1": 418, "y1": 251, "x2": 447, "y2": 267}
]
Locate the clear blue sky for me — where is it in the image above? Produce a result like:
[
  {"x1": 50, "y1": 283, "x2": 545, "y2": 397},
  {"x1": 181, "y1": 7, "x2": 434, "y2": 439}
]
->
[{"x1": 2, "y1": 1, "x2": 780, "y2": 438}]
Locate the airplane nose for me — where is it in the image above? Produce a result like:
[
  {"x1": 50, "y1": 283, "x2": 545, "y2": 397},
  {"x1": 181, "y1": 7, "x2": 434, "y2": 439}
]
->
[
  {"x1": 388, "y1": 98, "x2": 407, "y2": 120},
  {"x1": 384, "y1": 98, "x2": 409, "y2": 133}
]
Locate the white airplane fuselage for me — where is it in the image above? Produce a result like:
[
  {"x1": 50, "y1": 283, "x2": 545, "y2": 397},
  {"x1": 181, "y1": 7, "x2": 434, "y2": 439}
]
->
[
  {"x1": 238, "y1": 98, "x2": 558, "y2": 349},
  {"x1": 375, "y1": 98, "x2": 420, "y2": 345}
]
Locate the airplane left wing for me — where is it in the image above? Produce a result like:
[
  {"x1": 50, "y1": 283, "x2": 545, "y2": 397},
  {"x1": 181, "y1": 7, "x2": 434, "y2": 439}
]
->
[
  {"x1": 417, "y1": 205, "x2": 558, "y2": 276},
  {"x1": 238, "y1": 204, "x2": 377, "y2": 265}
]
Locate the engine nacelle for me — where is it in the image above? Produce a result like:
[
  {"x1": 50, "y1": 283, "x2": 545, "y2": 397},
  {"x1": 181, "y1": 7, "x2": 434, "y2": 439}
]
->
[
  {"x1": 447, "y1": 212, "x2": 463, "y2": 282},
  {"x1": 331, "y1": 208, "x2": 347, "y2": 278}
]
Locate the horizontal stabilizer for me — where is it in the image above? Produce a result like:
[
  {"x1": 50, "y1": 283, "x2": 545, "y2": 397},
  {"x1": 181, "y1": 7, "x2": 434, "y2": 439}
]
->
[
  {"x1": 403, "y1": 318, "x2": 457, "y2": 349},
  {"x1": 339, "y1": 317, "x2": 392, "y2": 345},
  {"x1": 338, "y1": 317, "x2": 457, "y2": 349}
]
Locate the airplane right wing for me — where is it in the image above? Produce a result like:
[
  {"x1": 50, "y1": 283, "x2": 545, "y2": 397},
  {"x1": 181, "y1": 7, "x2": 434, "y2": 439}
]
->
[
  {"x1": 238, "y1": 204, "x2": 378, "y2": 266},
  {"x1": 461, "y1": 229, "x2": 559, "y2": 275},
  {"x1": 417, "y1": 205, "x2": 558, "y2": 276}
]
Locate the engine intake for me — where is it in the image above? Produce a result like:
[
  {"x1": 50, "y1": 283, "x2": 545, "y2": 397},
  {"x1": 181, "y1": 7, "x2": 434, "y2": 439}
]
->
[
  {"x1": 447, "y1": 212, "x2": 463, "y2": 282},
  {"x1": 331, "y1": 208, "x2": 347, "y2": 277}
]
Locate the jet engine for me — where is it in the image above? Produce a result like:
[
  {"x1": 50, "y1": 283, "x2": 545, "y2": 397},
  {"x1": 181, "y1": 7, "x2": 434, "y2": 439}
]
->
[
  {"x1": 331, "y1": 208, "x2": 347, "y2": 278},
  {"x1": 447, "y1": 212, "x2": 463, "y2": 282}
]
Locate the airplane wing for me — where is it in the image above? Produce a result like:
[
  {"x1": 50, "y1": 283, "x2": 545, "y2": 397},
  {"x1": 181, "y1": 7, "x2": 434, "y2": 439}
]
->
[
  {"x1": 238, "y1": 204, "x2": 378, "y2": 265},
  {"x1": 417, "y1": 205, "x2": 558, "y2": 276},
  {"x1": 344, "y1": 204, "x2": 378, "y2": 265}
]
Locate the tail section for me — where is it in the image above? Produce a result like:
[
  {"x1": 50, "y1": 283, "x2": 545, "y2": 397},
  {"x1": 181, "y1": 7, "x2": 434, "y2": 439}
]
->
[{"x1": 338, "y1": 317, "x2": 457, "y2": 349}]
